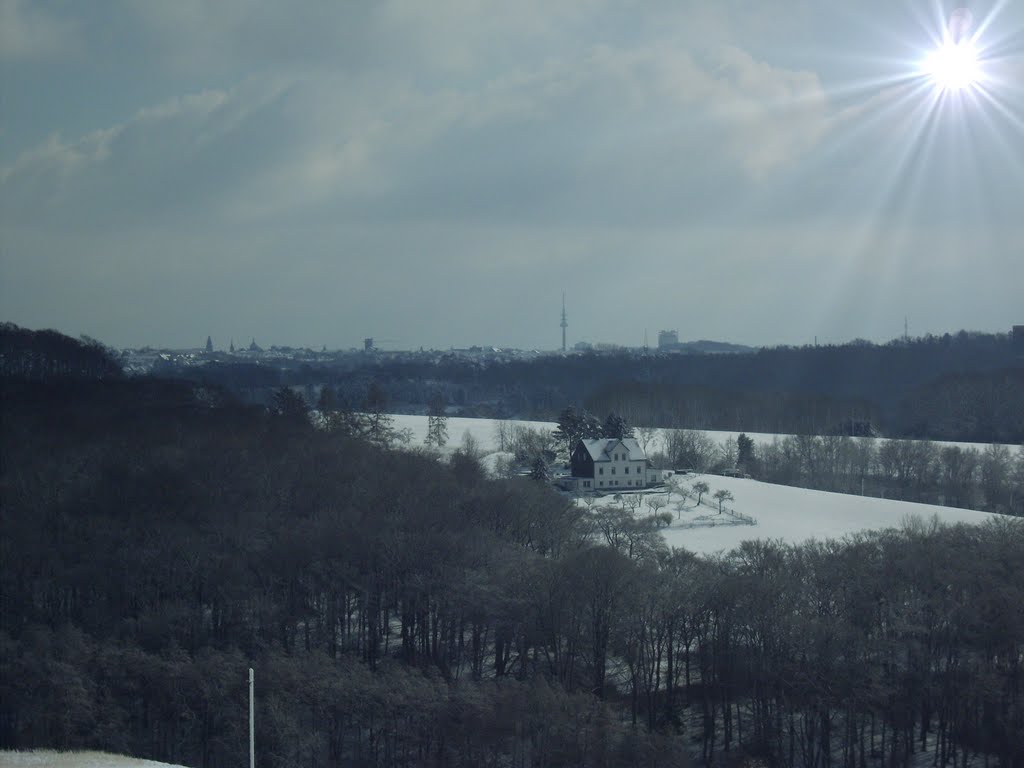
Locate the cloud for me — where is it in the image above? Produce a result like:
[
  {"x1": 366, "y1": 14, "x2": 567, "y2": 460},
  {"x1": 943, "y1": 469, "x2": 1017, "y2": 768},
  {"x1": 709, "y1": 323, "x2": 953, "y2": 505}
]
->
[
  {"x1": 0, "y1": 0, "x2": 74, "y2": 59},
  {"x1": 3, "y1": 37, "x2": 840, "y2": 234},
  {"x1": 704, "y1": 46, "x2": 829, "y2": 176},
  {"x1": 1, "y1": 81, "x2": 292, "y2": 228}
]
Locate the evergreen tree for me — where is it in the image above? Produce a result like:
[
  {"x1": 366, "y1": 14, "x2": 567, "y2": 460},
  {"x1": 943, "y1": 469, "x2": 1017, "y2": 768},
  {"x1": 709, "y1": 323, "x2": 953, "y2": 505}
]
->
[
  {"x1": 316, "y1": 385, "x2": 338, "y2": 412},
  {"x1": 271, "y1": 386, "x2": 310, "y2": 424},
  {"x1": 602, "y1": 411, "x2": 633, "y2": 440},
  {"x1": 425, "y1": 392, "x2": 449, "y2": 448},
  {"x1": 553, "y1": 406, "x2": 581, "y2": 455},
  {"x1": 553, "y1": 406, "x2": 599, "y2": 456},
  {"x1": 737, "y1": 433, "x2": 755, "y2": 471},
  {"x1": 530, "y1": 456, "x2": 550, "y2": 483},
  {"x1": 205, "y1": 335, "x2": 213, "y2": 353},
  {"x1": 363, "y1": 381, "x2": 395, "y2": 447}
]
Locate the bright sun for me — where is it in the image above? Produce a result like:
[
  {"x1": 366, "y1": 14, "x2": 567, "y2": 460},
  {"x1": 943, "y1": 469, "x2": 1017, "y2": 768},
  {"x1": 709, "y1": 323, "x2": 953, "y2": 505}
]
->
[{"x1": 922, "y1": 42, "x2": 981, "y2": 92}]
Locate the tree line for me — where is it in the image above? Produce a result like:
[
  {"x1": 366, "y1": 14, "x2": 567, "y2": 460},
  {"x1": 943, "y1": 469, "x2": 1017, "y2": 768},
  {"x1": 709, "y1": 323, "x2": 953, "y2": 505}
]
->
[
  {"x1": 144, "y1": 328, "x2": 1023, "y2": 443},
  {"x1": 650, "y1": 429, "x2": 1024, "y2": 517},
  {"x1": 0, "y1": 323, "x2": 123, "y2": 380}
]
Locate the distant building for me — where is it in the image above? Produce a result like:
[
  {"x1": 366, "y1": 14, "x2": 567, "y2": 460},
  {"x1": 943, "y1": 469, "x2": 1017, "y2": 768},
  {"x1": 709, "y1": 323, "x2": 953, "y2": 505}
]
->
[
  {"x1": 658, "y1": 330, "x2": 679, "y2": 350},
  {"x1": 1014, "y1": 325, "x2": 1024, "y2": 355}
]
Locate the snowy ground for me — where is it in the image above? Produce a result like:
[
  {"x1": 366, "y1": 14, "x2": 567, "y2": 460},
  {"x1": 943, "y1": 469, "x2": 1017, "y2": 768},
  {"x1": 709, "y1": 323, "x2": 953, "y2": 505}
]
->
[
  {"x1": 655, "y1": 473, "x2": 1003, "y2": 555},
  {"x1": 390, "y1": 414, "x2": 553, "y2": 455},
  {"x1": 388, "y1": 415, "x2": 1012, "y2": 555},
  {"x1": 0, "y1": 752, "x2": 189, "y2": 768},
  {"x1": 568, "y1": 474, "x2": 1003, "y2": 556}
]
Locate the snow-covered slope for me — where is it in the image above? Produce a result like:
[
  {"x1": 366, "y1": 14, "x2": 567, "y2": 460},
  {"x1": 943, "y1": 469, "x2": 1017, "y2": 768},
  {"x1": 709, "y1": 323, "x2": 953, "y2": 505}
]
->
[
  {"x1": 390, "y1": 414, "x2": 553, "y2": 453},
  {"x1": 388, "y1": 415, "x2": 1012, "y2": 555},
  {"x1": 655, "y1": 474, "x2": 1004, "y2": 555},
  {"x1": 0, "y1": 752, "x2": 190, "y2": 768}
]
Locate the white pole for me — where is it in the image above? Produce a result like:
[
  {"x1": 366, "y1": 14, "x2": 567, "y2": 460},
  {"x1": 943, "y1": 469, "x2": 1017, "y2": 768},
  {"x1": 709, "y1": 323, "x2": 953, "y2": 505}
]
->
[{"x1": 249, "y1": 667, "x2": 255, "y2": 768}]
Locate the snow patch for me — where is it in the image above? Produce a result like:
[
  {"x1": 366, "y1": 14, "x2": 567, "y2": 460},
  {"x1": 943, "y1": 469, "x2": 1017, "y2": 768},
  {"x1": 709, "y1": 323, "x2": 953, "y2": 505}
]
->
[{"x1": 0, "y1": 751, "x2": 191, "y2": 768}]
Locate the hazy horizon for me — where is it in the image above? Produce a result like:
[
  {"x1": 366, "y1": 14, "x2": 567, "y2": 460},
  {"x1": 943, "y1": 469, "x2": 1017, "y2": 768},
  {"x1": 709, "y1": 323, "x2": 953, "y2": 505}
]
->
[
  {"x1": 7, "y1": 319, "x2": 1013, "y2": 355},
  {"x1": 2, "y1": 1, "x2": 1022, "y2": 351}
]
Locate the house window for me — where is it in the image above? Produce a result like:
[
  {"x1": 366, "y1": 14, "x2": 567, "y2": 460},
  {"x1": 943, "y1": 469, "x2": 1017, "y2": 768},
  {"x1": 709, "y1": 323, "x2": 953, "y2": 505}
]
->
[
  {"x1": 599, "y1": 467, "x2": 604, "y2": 475},
  {"x1": 611, "y1": 467, "x2": 616, "y2": 475},
  {"x1": 599, "y1": 481, "x2": 604, "y2": 487},
  {"x1": 625, "y1": 467, "x2": 629, "y2": 474}
]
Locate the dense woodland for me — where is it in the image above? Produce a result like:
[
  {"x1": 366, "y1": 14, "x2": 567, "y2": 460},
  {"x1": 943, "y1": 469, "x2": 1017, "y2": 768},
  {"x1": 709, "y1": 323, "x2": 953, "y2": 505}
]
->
[
  {"x1": 167, "y1": 331, "x2": 1022, "y2": 444},
  {"x1": 4, "y1": 323, "x2": 1018, "y2": 443},
  {"x1": 3, "y1": 365, "x2": 1024, "y2": 768}
]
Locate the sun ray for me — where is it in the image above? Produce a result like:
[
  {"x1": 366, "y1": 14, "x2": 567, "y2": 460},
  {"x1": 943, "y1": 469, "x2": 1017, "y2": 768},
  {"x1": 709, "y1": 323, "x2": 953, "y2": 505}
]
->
[{"x1": 971, "y1": 0, "x2": 1015, "y2": 43}]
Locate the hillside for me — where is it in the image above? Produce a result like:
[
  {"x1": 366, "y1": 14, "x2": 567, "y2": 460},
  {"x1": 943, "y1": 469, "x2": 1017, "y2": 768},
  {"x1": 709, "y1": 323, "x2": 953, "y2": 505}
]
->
[
  {"x1": 390, "y1": 413, "x2": 1022, "y2": 517},
  {"x1": 3, "y1": 384, "x2": 1022, "y2": 768},
  {"x1": 652, "y1": 474, "x2": 1002, "y2": 554}
]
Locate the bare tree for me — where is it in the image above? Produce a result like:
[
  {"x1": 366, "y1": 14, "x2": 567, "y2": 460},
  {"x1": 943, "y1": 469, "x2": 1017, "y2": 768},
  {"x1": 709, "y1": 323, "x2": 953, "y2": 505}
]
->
[
  {"x1": 636, "y1": 426, "x2": 659, "y2": 454},
  {"x1": 981, "y1": 443, "x2": 1012, "y2": 512},
  {"x1": 715, "y1": 437, "x2": 738, "y2": 472},
  {"x1": 493, "y1": 454, "x2": 516, "y2": 479},
  {"x1": 691, "y1": 481, "x2": 710, "y2": 507},
  {"x1": 664, "y1": 475, "x2": 683, "y2": 507},
  {"x1": 494, "y1": 420, "x2": 512, "y2": 452},
  {"x1": 664, "y1": 429, "x2": 718, "y2": 472},
  {"x1": 460, "y1": 429, "x2": 482, "y2": 459},
  {"x1": 621, "y1": 493, "x2": 643, "y2": 517},
  {"x1": 1012, "y1": 446, "x2": 1024, "y2": 514},
  {"x1": 713, "y1": 489, "x2": 734, "y2": 515},
  {"x1": 646, "y1": 495, "x2": 668, "y2": 523}
]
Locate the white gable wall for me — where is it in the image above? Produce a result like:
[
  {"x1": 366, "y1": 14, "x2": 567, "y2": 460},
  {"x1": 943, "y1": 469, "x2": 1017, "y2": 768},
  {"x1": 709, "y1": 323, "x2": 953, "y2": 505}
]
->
[{"x1": 592, "y1": 440, "x2": 647, "y2": 490}]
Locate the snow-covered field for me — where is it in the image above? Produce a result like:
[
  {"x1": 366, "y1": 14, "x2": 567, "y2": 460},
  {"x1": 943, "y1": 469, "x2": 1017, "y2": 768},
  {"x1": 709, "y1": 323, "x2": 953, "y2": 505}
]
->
[
  {"x1": 653, "y1": 474, "x2": 1003, "y2": 555},
  {"x1": 391, "y1": 414, "x2": 553, "y2": 454},
  {"x1": 0, "y1": 752, "x2": 188, "y2": 768},
  {"x1": 389, "y1": 415, "x2": 1014, "y2": 555}
]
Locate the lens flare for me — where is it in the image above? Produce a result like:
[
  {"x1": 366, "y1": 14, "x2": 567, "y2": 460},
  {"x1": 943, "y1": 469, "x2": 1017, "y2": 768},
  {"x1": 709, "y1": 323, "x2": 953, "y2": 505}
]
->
[
  {"x1": 922, "y1": 41, "x2": 981, "y2": 92},
  {"x1": 948, "y1": 7, "x2": 973, "y2": 44}
]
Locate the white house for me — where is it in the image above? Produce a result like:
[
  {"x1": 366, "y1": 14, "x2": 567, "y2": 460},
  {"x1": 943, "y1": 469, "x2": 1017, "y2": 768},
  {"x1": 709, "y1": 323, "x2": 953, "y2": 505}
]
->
[{"x1": 570, "y1": 437, "x2": 657, "y2": 491}]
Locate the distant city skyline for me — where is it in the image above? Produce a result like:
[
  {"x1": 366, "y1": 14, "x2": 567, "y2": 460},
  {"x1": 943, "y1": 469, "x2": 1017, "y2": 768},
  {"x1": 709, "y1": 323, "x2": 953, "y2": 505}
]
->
[
  {"x1": 109, "y1": 320, "x2": 1013, "y2": 354},
  {"x1": 2, "y1": 2, "x2": 1022, "y2": 351}
]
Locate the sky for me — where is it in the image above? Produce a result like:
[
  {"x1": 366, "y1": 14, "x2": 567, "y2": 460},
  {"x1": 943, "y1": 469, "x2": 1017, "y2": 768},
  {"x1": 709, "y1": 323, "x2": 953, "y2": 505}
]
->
[{"x1": 1, "y1": 0, "x2": 1022, "y2": 351}]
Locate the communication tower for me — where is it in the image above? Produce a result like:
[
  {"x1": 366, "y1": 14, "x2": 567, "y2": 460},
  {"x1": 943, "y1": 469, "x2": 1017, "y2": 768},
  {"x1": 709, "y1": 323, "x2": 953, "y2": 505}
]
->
[{"x1": 560, "y1": 293, "x2": 568, "y2": 352}]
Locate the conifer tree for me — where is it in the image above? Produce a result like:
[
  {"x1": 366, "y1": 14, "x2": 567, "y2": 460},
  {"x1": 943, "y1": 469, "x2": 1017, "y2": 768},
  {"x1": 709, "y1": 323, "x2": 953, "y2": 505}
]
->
[
  {"x1": 425, "y1": 392, "x2": 449, "y2": 448},
  {"x1": 602, "y1": 412, "x2": 633, "y2": 440},
  {"x1": 530, "y1": 456, "x2": 550, "y2": 482}
]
